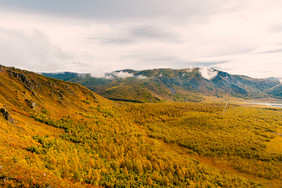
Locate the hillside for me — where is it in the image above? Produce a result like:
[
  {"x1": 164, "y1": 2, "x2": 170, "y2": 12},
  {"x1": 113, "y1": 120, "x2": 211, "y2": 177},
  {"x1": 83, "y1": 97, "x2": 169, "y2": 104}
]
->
[
  {"x1": 42, "y1": 68, "x2": 281, "y2": 103},
  {"x1": 0, "y1": 65, "x2": 281, "y2": 187},
  {"x1": 268, "y1": 84, "x2": 282, "y2": 98},
  {"x1": 0, "y1": 67, "x2": 105, "y2": 117}
]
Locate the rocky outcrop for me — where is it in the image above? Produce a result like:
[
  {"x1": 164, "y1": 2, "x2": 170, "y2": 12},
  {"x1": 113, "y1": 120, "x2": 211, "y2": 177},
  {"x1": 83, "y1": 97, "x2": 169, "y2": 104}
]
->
[
  {"x1": 25, "y1": 99, "x2": 37, "y2": 109},
  {"x1": 8, "y1": 70, "x2": 40, "y2": 90},
  {"x1": 1, "y1": 106, "x2": 14, "y2": 123}
]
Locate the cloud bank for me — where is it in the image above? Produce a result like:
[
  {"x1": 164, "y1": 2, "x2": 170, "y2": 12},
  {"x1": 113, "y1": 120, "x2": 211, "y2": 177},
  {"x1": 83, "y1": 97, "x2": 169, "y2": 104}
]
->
[{"x1": 0, "y1": 0, "x2": 282, "y2": 78}]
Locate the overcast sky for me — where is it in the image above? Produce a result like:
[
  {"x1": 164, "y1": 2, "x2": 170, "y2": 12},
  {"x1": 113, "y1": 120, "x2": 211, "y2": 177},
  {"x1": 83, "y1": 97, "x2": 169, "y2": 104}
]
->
[{"x1": 0, "y1": 0, "x2": 282, "y2": 78}]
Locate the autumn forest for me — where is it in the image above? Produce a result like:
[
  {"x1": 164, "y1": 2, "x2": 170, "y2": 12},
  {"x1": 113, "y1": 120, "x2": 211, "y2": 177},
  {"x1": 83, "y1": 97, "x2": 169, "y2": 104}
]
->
[{"x1": 0, "y1": 66, "x2": 281, "y2": 187}]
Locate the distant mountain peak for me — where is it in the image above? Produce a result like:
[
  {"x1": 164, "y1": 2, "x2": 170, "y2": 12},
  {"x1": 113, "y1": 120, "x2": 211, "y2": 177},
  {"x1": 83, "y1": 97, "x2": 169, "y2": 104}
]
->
[{"x1": 42, "y1": 67, "x2": 282, "y2": 101}]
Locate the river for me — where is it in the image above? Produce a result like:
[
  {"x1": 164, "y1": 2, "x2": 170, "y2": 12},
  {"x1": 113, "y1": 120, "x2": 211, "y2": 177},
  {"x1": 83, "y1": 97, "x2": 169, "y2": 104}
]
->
[{"x1": 246, "y1": 102, "x2": 282, "y2": 108}]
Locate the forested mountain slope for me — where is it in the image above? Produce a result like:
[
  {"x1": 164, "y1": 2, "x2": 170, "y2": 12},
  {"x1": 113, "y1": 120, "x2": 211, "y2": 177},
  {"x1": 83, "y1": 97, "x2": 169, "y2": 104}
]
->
[
  {"x1": 0, "y1": 65, "x2": 281, "y2": 187},
  {"x1": 42, "y1": 67, "x2": 281, "y2": 102}
]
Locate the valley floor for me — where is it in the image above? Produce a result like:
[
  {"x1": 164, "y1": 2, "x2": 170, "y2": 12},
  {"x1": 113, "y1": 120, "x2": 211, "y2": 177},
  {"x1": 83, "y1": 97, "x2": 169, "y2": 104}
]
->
[{"x1": 0, "y1": 100, "x2": 281, "y2": 187}]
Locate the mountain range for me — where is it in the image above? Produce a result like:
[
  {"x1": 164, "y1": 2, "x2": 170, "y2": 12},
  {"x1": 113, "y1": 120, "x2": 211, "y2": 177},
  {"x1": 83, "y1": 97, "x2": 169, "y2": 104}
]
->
[
  {"x1": 1, "y1": 65, "x2": 281, "y2": 187},
  {"x1": 42, "y1": 67, "x2": 282, "y2": 102}
]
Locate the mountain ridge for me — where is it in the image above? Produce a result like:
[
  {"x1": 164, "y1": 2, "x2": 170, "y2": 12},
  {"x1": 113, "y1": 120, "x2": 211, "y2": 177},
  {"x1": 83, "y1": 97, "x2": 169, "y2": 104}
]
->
[
  {"x1": 0, "y1": 65, "x2": 112, "y2": 119},
  {"x1": 42, "y1": 67, "x2": 281, "y2": 102},
  {"x1": 0, "y1": 65, "x2": 281, "y2": 187}
]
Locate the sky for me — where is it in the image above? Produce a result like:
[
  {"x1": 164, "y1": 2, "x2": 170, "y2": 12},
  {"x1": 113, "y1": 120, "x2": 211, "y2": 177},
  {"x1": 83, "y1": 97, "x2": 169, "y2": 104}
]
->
[{"x1": 0, "y1": 0, "x2": 282, "y2": 78}]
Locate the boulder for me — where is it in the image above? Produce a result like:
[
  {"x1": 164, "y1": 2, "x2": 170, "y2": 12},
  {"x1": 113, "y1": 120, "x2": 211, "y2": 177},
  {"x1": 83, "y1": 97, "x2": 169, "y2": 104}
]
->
[
  {"x1": 25, "y1": 99, "x2": 37, "y2": 109},
  {"x1": 1, "y1": 106, "x2": 14, "y2": 123}
]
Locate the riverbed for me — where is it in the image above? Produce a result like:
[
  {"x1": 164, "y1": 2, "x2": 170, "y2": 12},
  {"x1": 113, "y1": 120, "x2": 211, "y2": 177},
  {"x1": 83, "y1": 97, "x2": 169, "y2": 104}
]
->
[{"x1": 245, "y1": 102, "x2": 282, "y2": 108}]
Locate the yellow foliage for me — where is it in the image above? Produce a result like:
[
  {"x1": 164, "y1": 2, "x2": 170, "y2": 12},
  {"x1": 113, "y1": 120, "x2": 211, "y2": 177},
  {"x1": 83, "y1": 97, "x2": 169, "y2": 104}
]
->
[{"x1": 0, "y1": 66, "x2": 281, "y2": 187}]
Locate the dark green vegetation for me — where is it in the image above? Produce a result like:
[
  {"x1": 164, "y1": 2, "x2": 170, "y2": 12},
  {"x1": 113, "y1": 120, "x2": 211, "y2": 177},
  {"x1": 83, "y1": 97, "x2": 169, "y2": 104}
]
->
[
  {"x1": 1, "y1": 65, "x2": 281, "y2": 187},
  {"x1": 268, "y1": 84, "x2": 282, "y2": 98},
  {"x1": 42, "y1": 68, "x2": 282, "y2": 103}
]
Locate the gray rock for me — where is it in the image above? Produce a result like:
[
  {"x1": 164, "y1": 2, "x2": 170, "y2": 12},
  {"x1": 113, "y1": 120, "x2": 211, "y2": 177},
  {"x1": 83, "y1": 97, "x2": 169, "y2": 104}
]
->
[
  {"x1": 1, "y1": 106, "x2": 14, "y2": 123},
  {"x1": 25, "y1": 99, "x2": 37, "y2": 109},
  {"x1": 8, "y1": 70, "x2": 40, "y2": 90}
]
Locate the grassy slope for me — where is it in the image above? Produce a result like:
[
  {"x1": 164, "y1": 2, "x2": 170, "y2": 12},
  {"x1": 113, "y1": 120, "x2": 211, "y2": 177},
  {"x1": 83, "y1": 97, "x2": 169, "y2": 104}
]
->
[{"x1": 0, "y1": 66, "x2": 281, "y2": 187}]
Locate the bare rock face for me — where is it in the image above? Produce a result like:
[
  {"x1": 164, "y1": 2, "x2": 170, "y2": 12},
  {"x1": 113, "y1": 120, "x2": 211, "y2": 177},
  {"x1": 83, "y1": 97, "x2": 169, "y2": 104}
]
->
[
  {"x1": 1, "y1": 106, "x2": 14, "y2": 123},
  {"x1": 8, "y1": 70, "x2": 40, "y2": 90}
]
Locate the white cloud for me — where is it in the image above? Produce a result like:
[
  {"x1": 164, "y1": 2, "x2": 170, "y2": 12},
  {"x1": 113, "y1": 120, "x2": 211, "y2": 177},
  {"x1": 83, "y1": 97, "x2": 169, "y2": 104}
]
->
[
  {"x1": 105, "y1": 71, "x2": 147, "y2": 79},
  {"x1": 0, "y1": 1, "x2": 282, "y2": 78},
  {"x1": 136, "y1": 75, "x2": 147, "y2": 79},
  {"x1": 113, "y1": 71, "x2": 134, "y2": 78},
  {"x1": 0, "y1": 28, "x2": 72, "y2": 72},
  {"x1": 199, "y1": 67, "x2": 218, "y2": 80}
]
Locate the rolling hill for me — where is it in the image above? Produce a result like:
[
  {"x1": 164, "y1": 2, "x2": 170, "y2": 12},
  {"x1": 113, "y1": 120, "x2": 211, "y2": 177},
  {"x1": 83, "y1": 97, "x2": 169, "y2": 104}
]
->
[
  {"x1": 42, "y1": 67, "x2": 281, "y2": 103},
  {"x1": 1, "y1": 65, "x2": 281, "y2": 187}
]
